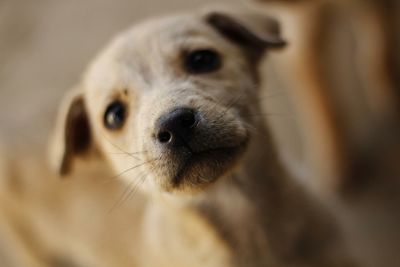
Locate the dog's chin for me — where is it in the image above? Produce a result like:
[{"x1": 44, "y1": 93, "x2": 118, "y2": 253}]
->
[{"x1": 153, "y1": 141, "x2": 248, "y2": 194}]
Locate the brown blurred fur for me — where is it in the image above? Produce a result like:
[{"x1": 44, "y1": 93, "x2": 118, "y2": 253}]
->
[{"x1": 252, "y1": 1, "x2": 400, "y2": 267}]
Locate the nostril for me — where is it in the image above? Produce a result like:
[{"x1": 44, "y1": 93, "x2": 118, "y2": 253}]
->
[
  {"x1": 155, "y1": 108, "x2": 198, "y2": 146},
  {"x1": 157, "y1": 131, "x2": 172, "y2": 143},
  {"x1": 180, "y1": 111, "x2": 196, "y2": 128}
]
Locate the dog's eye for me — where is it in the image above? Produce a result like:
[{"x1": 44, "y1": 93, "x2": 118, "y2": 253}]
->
[
  {"x1": 104, "y1": 101, "x2": 126, "y2": 130},
  {"x1": 184, "y1": 49, "x2": 221, "y2": 74}
]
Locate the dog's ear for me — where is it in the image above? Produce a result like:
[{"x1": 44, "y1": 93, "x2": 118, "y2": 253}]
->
[
  {"x1": 49, "y1": 87, "x2": 93, "y2": 176},
  {"x1": 204, "y1": 9, "x2": 286, "y2": 62}
]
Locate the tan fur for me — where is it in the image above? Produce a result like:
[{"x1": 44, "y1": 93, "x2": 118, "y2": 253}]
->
[
  {"x1": 48, "y1": 7, "x2": 357, "y2": 267},
  {"x1": 0, "y1": 152, "x2": 148, "y2": 267}
]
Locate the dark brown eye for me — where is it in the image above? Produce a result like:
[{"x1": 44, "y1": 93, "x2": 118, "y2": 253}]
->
[
  {"x1": 184, "y1": 49, "x2": 221, "y2": 74},
  {"x1": 104, "y1": 101, "x2": 126, "y2": 130}
]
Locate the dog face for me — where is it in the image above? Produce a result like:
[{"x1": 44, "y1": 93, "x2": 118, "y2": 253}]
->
[{"x1": 51, "y1": 9, "x2": 285, "y2": 194}]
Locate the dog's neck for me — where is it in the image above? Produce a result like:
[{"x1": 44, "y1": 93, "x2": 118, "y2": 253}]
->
[
  {"x1": 196, "y1": 121, "x2": 288, "y2": 264},
  {"x1": 147, "y1": 119, "x2": 289, "y2": 266}
]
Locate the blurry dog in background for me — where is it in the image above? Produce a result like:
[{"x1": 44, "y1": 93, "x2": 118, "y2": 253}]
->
[{"x1": 252, "y1": 1, "x2": 400, "y2": 267}]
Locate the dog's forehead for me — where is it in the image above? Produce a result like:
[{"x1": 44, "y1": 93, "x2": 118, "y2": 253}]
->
[
  {"x1": 114, "y1": 14, "x2": 216, "y2": 67},
  {"x1": 84, "y1": 14, "x2": 217, "y2": 93},
  {"x1": 125, "y1": 14, "x2": 210, "y2": 44}
]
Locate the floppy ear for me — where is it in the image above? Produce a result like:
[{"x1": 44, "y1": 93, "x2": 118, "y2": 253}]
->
[
  {"x1": 204, "y1": 9, "x2": 286, "y2": 62},
  {"x1": 49, "y1": 87, "x2": 93, "y2": 176}
]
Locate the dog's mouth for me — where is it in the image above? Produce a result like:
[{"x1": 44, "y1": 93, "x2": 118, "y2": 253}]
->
[
  {"x1": 147, "y1": 135, "x2": 249, "y2": 193},
  {"x1": 171, "y1": 143, "x2": 247, "y2": 187}
]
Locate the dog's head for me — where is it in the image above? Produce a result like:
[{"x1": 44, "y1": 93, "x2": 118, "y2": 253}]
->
[{"x1": 50, "y1": 8, "x2": 285, "y2": 194}]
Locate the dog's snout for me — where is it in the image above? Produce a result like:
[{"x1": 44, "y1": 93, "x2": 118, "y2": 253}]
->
[{"x1": 155, "y1": 107, "x2": 198, "y2": 147}]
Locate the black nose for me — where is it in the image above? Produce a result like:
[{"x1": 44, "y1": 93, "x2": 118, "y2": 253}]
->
[{"x1": 156, "y1": 108, "x2": 198, "y2": 147}]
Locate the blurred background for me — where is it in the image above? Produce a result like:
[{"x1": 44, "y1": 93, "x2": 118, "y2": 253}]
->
[{"x1": 0, "y1": 0, "x2": 400, "y2": 267}]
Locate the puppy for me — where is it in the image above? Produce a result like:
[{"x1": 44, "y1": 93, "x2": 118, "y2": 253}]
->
[{"x1": 51, "y1": 8, "x2": 357, "y2": 267}]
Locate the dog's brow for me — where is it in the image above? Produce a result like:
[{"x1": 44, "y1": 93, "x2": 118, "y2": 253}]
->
[
  {"x1": 172, "y1": 29, "x2": 204, "y2": 39},
  {"x1": 138, "y1": 63, "x2": 152, "y2": 85}
]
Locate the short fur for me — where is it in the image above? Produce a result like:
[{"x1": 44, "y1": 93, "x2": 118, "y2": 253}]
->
[{"x1": 51, "y1": 8, "x2": 357, "y2": 267}]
